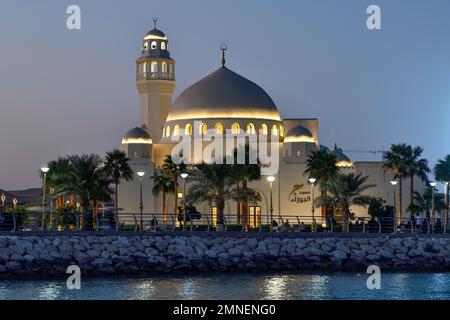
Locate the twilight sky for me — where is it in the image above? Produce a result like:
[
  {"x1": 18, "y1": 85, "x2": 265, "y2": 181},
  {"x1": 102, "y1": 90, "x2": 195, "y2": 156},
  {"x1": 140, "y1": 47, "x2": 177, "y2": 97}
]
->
[{"x1": 1, "y1": 0, "x2": 450, "y2": 190}]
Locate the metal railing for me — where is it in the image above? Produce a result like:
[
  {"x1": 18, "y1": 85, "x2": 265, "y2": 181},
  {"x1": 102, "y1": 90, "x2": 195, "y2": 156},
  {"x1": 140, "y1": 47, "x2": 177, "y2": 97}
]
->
[{"x1": 0, "y1": 211, "x2": 448, "y2": 235}]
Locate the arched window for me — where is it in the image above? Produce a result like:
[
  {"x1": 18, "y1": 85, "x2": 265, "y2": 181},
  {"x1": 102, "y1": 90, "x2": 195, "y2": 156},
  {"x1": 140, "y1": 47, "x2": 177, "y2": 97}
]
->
[
  {"x1": 199, "y1": 123, "x2": 208, "y2": 135},
  {"x1": 151, "y1": 41, "x2": 157, "y2": 49},
  {"x1": 296, "y1": 149, "x2": 301, "y2": 157},
  {"x1": 173, "y1": 125, "x2": 180, "y2": 136},
  {"x1": 280, "y1": 126, "x2": 285, "y2": 137},
  {"x1": 261, "y1": 124, "x2": 268, "y2": 135},
  {"x1": 151, "y1": 61, "x2": 159, "y2": 73},
  {"x1": 231, "y1": 123, "x2": 240, "y2": 135},
  {"x1": 143, "y1": 42, "x2": 148, "y2": 50},
  {"x1": 133, "y1": 150, "x2": 138, "y2": 159},
  {"x1": 161, "y1": 42, "x2": 166, "y2": 50},
  {"x1": 166, "y1": 126, "x2": 171, "y2": 137},
  {"x1": 271, "y1": 125, "x2": 278, "y2": 136},
  {"x1": 246, "y1": 123, "x2": 255, "y2": 134},
  {"x1": 142, "y1": 62, "x2": 147, "y2": 74},
  {"x1": 162, "y1": 62, "x2": 168, "y2": 73},
  {"x1": 169, "y1": 64, "x2": 174, "y2": 74},
  {"x1": 215, "y1": 122, "x2": 224, "y2": 134},
  {"x1": 185, "y1": 124, "x2": 192, "y2": 135}
]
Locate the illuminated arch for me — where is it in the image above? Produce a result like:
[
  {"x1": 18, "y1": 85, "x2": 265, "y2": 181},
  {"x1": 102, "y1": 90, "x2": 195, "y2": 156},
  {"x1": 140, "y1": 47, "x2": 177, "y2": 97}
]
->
[
  {"x1": 246, "y1": 123, "x2": 256, "y2": 134},
  {"x1": 271, "y1": 125, "x2": 278, "y2": 136},
  {"x1": 173, "y1": 125, "x2": 180, "y2": 136},
  {"x1": 151, "y1": 41, "x2": 157, "y2": 49},
  {"x1": 161, "y1": 42, "x2": 166, "y2": 50},
  {"x1": 162, "y1": 61, "x2": 168, "y2": 73},
  {"x1": 151, "y1": 61, "x2": 158, "y2": 73},
  {"x1": 231, "y1": 123, "x2": 240, "y2": 135},
  {"x1": 166, "y1": 126, "x2": 171, "y2": 137},
  {"x1": 215, "y1": 122, "x2": 224, "y2": 134},
  {"x1": 261, "y1": 124, "x2": 268, "y2": 135},
  {"x1": 199, "y1": 123, "x2": 208, "y2": 135},
  {"x1": 185, "y1": 124, "x2": 192, "y2": 135}
]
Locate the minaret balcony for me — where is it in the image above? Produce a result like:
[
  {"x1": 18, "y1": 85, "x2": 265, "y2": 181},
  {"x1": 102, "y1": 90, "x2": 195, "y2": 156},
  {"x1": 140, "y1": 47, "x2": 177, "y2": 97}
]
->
[{"x1": 137, "y1": 72, "x2": 175, "y2": 81}]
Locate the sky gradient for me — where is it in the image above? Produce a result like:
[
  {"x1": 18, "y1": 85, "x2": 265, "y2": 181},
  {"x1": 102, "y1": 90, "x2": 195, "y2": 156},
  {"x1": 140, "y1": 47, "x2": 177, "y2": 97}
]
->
[{"x1": 1, "y1": 0, "x2": 450, "y2": 189}]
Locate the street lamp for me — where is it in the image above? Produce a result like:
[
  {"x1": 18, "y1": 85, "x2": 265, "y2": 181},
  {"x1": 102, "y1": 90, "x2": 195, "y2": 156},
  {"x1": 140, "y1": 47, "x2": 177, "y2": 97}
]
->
[
  {"x1": 12, "y1": 198, "x2": 18, "y2": 210},
  {"x1": 309, "y1": 177, "x2": 317, "y2": 232},
  {"x1": 267, "y1": 176, "x2": 275, "y2": 231},
  {"x1": 1, "y1": 193, "x2": 5, "y2": 210},
  {"x1": 137, "y1": 171, "x2": 145, "y2": 231},
  {"x1": 390, "y1": 180, "x2": 398, "y2": 231},
  {"x1": 430, "y1": 182, "x2": 437, "y2": 232},
  {"x1": 41, "y1": 167, "x2": 49, "y2": 231},
  {"x1": 180, "y1": 172, "x2": 189, "y2": 229}
]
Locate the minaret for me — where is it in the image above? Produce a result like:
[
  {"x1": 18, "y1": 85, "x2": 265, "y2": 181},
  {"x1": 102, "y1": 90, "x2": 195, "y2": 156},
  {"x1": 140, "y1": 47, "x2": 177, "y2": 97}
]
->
[{"x1": 136, "y1": 18, "x2": 175, "y2": 142}]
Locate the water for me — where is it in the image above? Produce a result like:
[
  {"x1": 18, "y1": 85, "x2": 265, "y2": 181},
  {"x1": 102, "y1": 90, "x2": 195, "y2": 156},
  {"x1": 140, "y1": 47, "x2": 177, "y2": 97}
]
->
[{"x1": 1, "y1": 272, "x2": 450, "y2": 300}]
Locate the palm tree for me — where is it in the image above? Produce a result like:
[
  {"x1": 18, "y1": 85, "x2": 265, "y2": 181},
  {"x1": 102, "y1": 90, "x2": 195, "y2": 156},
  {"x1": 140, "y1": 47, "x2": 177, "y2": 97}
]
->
[
  {"x1": 104, "y1": 149, "x2": 134, "y2": 217},
  {"x1": 406, "y1": 145, "x2": 430, "y2": 206},
  {"x1": 162, "y1": 155, "x2": 186, "y2": 218},
  {"x1": 231, "y1": 145, "x2": 261, "y2": 228},
  {"x1": 383, "y1": 143, "x2": 410, "y2": 221},
  {"x1": 434, "y1": 155, "x2": 450, "y2": 224},
  {"x1": 45, "y1": 157, "x2": 71, "y2": 202},
  {"x1": 186, "y1": 161, "x2": 261, "y2": 229},
  {"x1": 151, "y1": 170, "x2": 174, "y2": 223},
  {"x1": 58, "y1": 154, "x2": 112, "y2": 229},
  {"x1": 304, "y1": 149, "x2": 338, "y2": 220},
  {"x1": 315, "y1": 173, "x2": 375, "y2": 232},
  {"x1": 408, "y1": 188, "x2": 446, "y2": 218}
]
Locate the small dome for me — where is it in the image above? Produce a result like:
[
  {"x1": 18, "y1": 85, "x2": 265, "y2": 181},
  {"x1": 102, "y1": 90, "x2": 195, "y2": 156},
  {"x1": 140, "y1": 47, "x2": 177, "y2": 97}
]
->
[
  {"x1": 122, "y1": 127, "x2": 152, "y2": 144},
  {"x1": 332, "y1": 145, "x2": 353, "y2": 168},
  {"x1": 166, "y1": 67, "x2": 281, "y2": 122},
  {"x1": 284, "y1": 125, "x2": 315, "y2": 143},
  {"x1": 146, "y1": 28, "x2": 166, "y2": 38}
]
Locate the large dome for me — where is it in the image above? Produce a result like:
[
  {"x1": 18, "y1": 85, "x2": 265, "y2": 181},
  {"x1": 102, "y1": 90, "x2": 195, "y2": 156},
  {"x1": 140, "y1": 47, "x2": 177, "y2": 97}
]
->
[{"x1": 166, "y1": 67, "x2": 281, "y2": 122}]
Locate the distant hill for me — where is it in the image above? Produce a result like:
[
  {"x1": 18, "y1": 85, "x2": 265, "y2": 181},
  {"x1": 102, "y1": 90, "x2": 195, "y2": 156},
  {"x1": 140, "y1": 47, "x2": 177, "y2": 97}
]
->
[{"x1": 1, "y1": 188, "x2": 41, "y2": 206}]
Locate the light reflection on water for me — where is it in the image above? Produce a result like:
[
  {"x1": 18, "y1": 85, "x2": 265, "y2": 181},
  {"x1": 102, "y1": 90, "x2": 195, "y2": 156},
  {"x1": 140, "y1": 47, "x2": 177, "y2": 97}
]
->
[{"x1": 1, "y1": 272, "x2": 450, "y2": 300}]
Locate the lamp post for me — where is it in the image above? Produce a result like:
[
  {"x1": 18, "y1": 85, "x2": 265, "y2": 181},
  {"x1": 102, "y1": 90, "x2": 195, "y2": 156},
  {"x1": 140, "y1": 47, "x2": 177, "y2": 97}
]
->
[
  {"x1": 12, "y1": 197, "x2": 17, "y2": 210},
  {"x1": 49, "y1": 188, "x2": 54, "y2": 230},
  {"x1": 309, "y1": 177, "x2": 317, "y2": 231},
  {"x1": 444, "y1": 181, "x2": 449, "y2": 229},
  {"x1": 41, "y1": 167, "x2": 49, "y2": 231},
  {"x1": 430, "y1": 182, "x2": 437, "y2": 233},
  {"x1": 267, "y1": 176, "x2": 275, "y2": 231},
  {"x1": 75, "y1": 202, "x2": 81, "y2": 230},
  {"x1": 137, "y1": 171, "x2": 145, "y2": 231},
  {"x1": 391, "y1": 180, "x2": 398, "y2": 232},
  {"x1": 180, "y1": 172, "x2": 188, "y2": 230}
]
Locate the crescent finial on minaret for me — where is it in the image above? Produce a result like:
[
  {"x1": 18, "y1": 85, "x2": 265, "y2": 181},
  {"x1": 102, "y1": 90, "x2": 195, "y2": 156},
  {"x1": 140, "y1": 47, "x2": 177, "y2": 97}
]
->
[
  {"x1": 153, "y1": 17, "x2": 158, "y2": 29},
  {"x1": 220, "y1": 43, "x2": 228, "y2": 67}
]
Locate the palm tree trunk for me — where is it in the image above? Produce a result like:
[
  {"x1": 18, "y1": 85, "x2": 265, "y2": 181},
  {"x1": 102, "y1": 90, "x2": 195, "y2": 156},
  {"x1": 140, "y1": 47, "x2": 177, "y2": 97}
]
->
[
  {"x1": 242, "y1": 180, "x2": 248, "y2": 230},
  {"x1": 236, "y1": 182, "x2": 241, "y2": 224},
  {"x1": 115, "y1": 182, "x2": 119, "y2": 230},
  {"x1": 218, "y1": 201, "x2": 225, "y2": 227},
  {"x1": 173, "y1": 175, "x2": 178, "y2": 217},
  {"x1": 446, "y1": 186, "x2": 449, "y2": 228},
  {"x1": 410, "y1": 176, "x2": 414, "y2": 207},
  {"x1": 398, "y1": 176, "x2": 403, "y2": 223},
  {"x1": 163, "y1": 190, "x2": 167, "y2": 223}
]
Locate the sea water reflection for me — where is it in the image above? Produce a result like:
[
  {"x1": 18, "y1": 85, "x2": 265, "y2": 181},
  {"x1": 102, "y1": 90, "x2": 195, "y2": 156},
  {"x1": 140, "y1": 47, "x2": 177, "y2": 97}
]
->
[{"x1": 1, "y1": 272, "x2": 450, "y2": 300}]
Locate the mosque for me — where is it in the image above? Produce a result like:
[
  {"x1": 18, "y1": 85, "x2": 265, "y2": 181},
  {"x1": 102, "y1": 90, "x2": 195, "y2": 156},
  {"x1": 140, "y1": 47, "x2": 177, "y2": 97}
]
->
[{"x1": 117, "y1": 21, "x2": 423, "y2": 227}]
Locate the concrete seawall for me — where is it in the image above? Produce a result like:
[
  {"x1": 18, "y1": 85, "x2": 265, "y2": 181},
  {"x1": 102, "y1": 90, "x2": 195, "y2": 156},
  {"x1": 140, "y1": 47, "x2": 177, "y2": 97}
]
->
[{"x1": 0, "y1": 232, "x2": 449, "y2": 277}]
